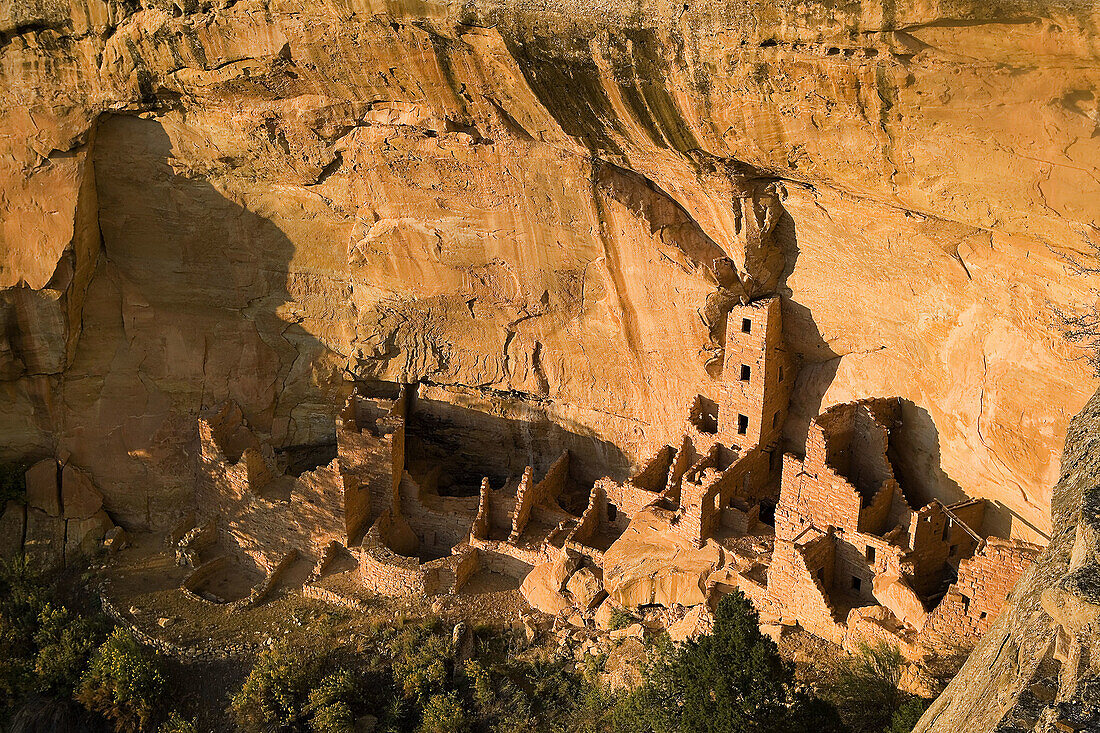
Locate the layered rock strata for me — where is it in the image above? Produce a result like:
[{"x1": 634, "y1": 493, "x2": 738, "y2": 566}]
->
[{"x1": 0, "y1": 0, "x2": 1097, "y2": 542}]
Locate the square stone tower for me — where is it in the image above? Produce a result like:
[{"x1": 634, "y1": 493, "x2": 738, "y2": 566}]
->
[{"x1": 719, "y1": 295, "x2": 791, "y2": 450}]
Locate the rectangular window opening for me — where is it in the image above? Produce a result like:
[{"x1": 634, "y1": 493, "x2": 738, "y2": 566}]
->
[
  {"x1": 960, "y1": 593, "x2": 970, "y2": 613},
  {"x1": 737, "y1": 414, "x2": 749, "y2": 435},
  {"x1": 740, "y1": 364, "x2": 751, "y2": 381},
  {"x1": 865, "y1": 546, "x2": 876, "y2": 562},
  {"x1": 741, "y1": 317, "x2": 752, "y2": 333},
  {"x1": 851, "y1": 576, "x2": 862, "y2": 592},
  {"x1": 778, "y1": 365, "x2": 784, "y2": 382}
]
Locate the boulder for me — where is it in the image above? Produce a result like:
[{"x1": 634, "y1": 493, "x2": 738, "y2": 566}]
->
[
  {"x1": 602, "y1": 509, "x2": 723, "y2": 607},
  {"x1": 520, "y1": 560, "x2": 574, "y2": 615},
  {"x1": 24, "y1": 508, "x2": 64, "y2": 569},
  {"x1": 873, "y1": 572, "x2": 929, "y2": 630},
  {"x1": 65, "y1": 510, "x2": 114, "y2": 557},
  {"x1": 566, "y1": 567, "x2": 605, "y2": 611},
  {"x1": 61, "y1": 464, "x2": 104, "y2": 519},
  {"x1": 104, "y1": 525, "x2": 129, "y2": 553},
  {"x1": 608, "y1": 623, "x2": 645, "y2": 641},
  {"x1": 549, "y1": 549, "x2": 581, "y2": 590},
  {"x1": 25, "y1": 459, "x2": 59, "y2": 516},
  {"x1": 593, "y1": 598, "x2": 625, "y2": 630},
  {"x1": 668, "y1": 605, "x2": 714, "y2": 642}
]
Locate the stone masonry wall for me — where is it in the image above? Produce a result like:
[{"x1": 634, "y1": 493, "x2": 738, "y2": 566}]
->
[
  {"x1": 398, "y1": 473, "x2": 479, "y2": 556},
  {"x1": 920, "y1": 539, "x2": 1041, "y2": 654},
  {"x1": 776, "y1": 450, "x2": 862, "y2": 542},
  {"x1": 509, "y1": 452, "x2": 569, "y2": 540},
  {"x1": 720, "y1": 297, "x2": 787, "y2": 450},
  {"x1": 767, "y1": 530, "x2": 844, "y2": 644}
]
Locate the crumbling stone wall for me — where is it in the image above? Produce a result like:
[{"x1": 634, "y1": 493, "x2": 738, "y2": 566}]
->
[
  {"x1": 357, "y1": 511, "x2": 479, "y2": 596},
  {"x1": 196, "y1": 404, "x2": 352, "y2": 571},
  {"x1": 397, "y1": 473, "x2": 479, "y2": 557},
  {"x1": 767, "y1": 530, "x2": 844, "y2": 643},
  {"x1": 335, "y1": 391, "x2": 404, "y2": 540},
  {"x1": 775, "y1": 449, "x2": 863, "y2": 542},
  {"x1": 921, "y1": 539, "x2": 1041, "y2": 654},
  {"x1": 906, "y1": 501, "x2": 983, "y2": 598}
]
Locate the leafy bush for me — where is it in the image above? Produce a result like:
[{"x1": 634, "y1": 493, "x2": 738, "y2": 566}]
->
[
  {"x1": 231, "y1": 642, "x2": 321, "y2": 732},
  {"x1": 0, "y1": 561, "x2": 47, "y2": 717},
  {"x1": 77, "y1": 628, "x2": 167, "y2": 733},
  {"x1": 607, "y1": 609, "x2": 635, "y2": 631},
  {"x1": 611, "y1": 590, "x2": 846, "y2": 733},
  {"x1": 887, "y1": 697, "x2": 930, "y2": 733},
  {"x1": 304, "y1": 668, "x2": 357, "y2": 733},
  {"x1": 33, "y1": 603, "x2": 109, "y2": 695},
  {"x1": 158, "y1": 711, "x2": 198, "y2": 733},
  {"x1": 821, "y1": 640, "x2": 927, "y2": 733},
  {"x1": 418, "y1": 691, "x2": 468, "y2": 733}
]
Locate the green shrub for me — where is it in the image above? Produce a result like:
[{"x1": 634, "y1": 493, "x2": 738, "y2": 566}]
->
[
  {"x1": 418, "y1": 691, "x2": 468, "y2": 733},
  {"x1": 822, "y1": 640, "x2": 923, "y2": 733},
  {"x1": 76, "y1": 628, "x2": 167, "y2": 732},
  {"x1": 0, "y1": 560, "x2": 52, "y2": 718},
  {"x1": 33, "y1": 603, "x2": 109, "y2": 695},
  {"x1": 231, "y1": 642, "x2": 321, "y2": 732},
  {"x1": 887, "y1": 697, "x2": 930, "y2": 733},
  {"x1": 158, "y1": 711, "x2": 197, "y2": 733},
  {"x1": 304, "y1": 668, "x2": 356, "y2": 733},
  {"x1": 608, "y1": 609, "x2": 634, "y2": 631},
  {"x1": 388, "y1": 624, "x2": 452, "y2": 707}
]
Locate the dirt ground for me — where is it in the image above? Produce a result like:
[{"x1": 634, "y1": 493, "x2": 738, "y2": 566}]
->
[
  {"x1": 96, "y1": 532, "x2": 854, "y2": 728},
  {"x1": 98, "y1": 532, "x2": 531, "y2": 657}
]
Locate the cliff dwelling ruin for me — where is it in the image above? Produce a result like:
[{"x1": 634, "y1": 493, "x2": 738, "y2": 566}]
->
[{"x1": 161, "y1": 293, "x2": 1040, "y2": 665}]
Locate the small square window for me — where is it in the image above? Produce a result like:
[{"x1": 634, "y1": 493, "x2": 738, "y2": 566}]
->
[
  {"x1": 737, "y1": 414, "x2": 749, "y2": 434},
  {"x1": 979, "y1": 611, "x2": 987, "y2": 620},
  {"x1": 741, "y1": 318, "x2": 752, "y2": 333},
  {"x1": 851, "y1": 576, "x2": 862, "y2": 591},
  {"x1": 865, "y1": 546, "x2": 876, "y2": 562},
  {"x1": 740, "y1": 364, "x2": 751, "y2": 381}
]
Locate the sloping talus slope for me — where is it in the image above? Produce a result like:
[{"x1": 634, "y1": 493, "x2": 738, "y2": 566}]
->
[{"x1": 0, "y1": 0, "x2": 1097, "y2": 535}]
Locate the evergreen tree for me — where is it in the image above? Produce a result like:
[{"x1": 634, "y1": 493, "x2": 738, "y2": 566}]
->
[{"x1": 615, "y1": 590, "x2": 846, "y2": 733}]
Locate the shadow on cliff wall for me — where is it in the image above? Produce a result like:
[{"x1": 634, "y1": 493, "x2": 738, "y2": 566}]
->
[
  {"x1": 770, "y1": 203, "x2": 842, "y2": 454},
  {"x1": 85, "y1": 114, "x2": 335, "y2": 524},
  {"x1": 404, "y1": 389, "x2": 628, "y2": 508}
]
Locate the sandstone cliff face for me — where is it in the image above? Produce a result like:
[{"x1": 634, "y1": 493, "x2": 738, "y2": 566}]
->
[
  {"x1": 0, "y1": 0, "x2": 1097, "y2": 535},
  {"x1": 916, "y1": 387, "x2": 1100, "y2": 733}
]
